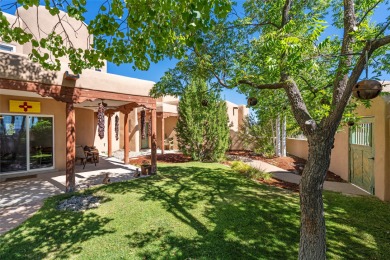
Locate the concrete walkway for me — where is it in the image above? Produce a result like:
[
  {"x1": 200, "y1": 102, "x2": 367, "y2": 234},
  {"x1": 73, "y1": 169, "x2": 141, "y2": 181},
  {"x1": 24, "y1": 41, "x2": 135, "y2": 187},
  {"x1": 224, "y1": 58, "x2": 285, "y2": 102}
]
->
[
  {"x1": 0, "y1": 156, "x2": 145, "y2": 235},
  {"x1": 246, "y1": 158, "x2": 370, "y2": 196}
]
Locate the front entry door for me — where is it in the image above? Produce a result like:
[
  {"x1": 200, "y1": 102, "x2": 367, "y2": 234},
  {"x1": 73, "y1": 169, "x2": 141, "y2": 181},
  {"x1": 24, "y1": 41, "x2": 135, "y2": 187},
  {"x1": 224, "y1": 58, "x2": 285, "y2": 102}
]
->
[{"x1": 349, "y1": 117, "x2": 375, "y2": 194}]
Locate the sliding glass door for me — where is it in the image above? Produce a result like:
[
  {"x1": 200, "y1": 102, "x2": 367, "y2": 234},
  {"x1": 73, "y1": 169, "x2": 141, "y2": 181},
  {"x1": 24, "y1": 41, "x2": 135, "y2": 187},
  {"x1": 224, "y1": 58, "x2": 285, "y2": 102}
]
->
[{"x1": 0, "y1": 114, "x2": 54, "y2": 174}]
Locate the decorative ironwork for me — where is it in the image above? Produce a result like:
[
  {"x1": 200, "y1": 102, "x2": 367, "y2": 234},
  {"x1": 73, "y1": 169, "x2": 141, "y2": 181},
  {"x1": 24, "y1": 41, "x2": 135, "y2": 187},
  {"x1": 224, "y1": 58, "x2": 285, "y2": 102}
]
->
[
  {"x1": 115, "y1": 115, "x2": 119, "y2": 141},
  {"x1": 141, "y1": 110, "x2": 146, "y2": 139},
  {"x1": 97, "y1": 102, "x2": 105, "y2": 139}
]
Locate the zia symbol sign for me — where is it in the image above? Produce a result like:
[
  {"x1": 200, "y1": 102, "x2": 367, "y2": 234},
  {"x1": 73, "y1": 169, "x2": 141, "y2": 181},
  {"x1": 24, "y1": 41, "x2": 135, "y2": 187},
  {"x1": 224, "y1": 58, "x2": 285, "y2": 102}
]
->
[{"x1": 9, "y1": 100, "x2": 41, "y2": 113}]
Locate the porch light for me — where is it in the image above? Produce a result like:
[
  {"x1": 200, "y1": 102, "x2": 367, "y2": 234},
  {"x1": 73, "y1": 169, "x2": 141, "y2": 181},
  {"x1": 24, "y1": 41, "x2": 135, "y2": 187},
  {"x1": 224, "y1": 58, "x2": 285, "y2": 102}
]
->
[{"x1": 352, "y1": 80, "x2": 382, "y2": 100}]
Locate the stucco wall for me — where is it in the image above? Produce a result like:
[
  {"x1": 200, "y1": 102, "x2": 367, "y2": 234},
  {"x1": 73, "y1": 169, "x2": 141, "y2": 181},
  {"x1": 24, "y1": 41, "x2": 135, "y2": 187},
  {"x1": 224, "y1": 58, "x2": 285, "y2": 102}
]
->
[
  {"x1": 0, "y1": 94, "x2": 66, "y2": 172},
  {"x1": 354, "y1": 97, "x2": 389, "y2": 201},
  {"x1": 75, "y1": 108, "x2": 95, "y2": 147},
  {"x1": 286, "y1": 96, "x2": 390, "y2": 201}
]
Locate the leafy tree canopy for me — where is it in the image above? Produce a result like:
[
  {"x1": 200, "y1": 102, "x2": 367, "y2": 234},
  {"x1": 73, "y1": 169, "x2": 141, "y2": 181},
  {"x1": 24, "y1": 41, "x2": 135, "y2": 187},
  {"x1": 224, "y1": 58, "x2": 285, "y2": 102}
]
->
[{"x1": 0, "y1": 0, "x2": 232, "y2": 73}]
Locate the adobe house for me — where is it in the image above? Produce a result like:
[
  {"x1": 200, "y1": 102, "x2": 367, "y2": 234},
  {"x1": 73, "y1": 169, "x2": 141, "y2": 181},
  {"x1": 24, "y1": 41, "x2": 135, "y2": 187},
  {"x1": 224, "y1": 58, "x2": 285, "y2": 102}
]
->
[
  {"x1": 287, "y1": 82, "x2": 390, "y2": 201},
  {"x1": 0, "y1": 6, "x2": 249, "y2": 192},
  {"x1": 0, "y1": 6, "x2": 159, "y2": 191}
]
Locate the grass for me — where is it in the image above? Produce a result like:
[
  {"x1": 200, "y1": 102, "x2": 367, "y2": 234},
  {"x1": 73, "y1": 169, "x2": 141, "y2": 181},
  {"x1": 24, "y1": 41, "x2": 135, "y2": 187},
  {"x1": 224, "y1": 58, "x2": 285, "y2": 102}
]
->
[
  {"x1": 0, "y1": 162, "x2": 389, "y2": 259},
  {"x1": 230, "y1": 160, "x2": 272, "y2": 180}
]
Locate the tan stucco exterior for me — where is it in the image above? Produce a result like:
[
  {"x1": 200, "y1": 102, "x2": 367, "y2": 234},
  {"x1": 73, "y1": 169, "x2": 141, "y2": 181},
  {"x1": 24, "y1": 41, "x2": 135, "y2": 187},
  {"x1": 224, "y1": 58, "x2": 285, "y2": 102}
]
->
[
  {"x1": 0, "y1": 94, "x2": 66, "y2": 171},
  {"x1": 287, "y1": 92, "x2": 390, "y2": 201}
]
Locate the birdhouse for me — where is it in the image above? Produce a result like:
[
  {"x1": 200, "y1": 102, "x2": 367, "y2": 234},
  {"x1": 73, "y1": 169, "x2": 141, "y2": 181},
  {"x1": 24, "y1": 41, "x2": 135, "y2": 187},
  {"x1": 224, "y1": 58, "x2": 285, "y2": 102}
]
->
[
  {"x1": 352, "y1": 80, "x2": 382, "y2": 100},
  {"x1": 247, "y1": 97, "x2": 258, "y2": 107},
  {"x1": 201, "y1": 99, "x2": 208, "y2": 106}
]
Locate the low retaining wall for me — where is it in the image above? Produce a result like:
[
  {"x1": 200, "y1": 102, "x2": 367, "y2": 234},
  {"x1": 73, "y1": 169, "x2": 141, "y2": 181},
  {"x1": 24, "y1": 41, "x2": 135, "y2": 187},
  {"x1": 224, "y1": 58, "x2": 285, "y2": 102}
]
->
[{"x1": 286, "y1": 130, "x2": 349, "y2": 180}]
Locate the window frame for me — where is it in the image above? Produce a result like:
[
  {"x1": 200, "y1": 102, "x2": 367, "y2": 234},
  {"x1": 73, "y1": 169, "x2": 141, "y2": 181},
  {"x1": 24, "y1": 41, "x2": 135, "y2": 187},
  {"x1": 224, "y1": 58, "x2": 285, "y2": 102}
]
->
[
  {"x1": 0, "y1": 113, "x2": 55, "y2": 175},
  {"x1": 0, "y1": 42, "x2": 16, "y2": 53}
]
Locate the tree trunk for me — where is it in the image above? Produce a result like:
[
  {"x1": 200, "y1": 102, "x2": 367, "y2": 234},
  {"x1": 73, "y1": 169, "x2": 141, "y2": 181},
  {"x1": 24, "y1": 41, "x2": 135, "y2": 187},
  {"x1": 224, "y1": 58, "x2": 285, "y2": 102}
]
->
[{"x1": 299, "y1": 135, "x2": 333, "y2": 260}]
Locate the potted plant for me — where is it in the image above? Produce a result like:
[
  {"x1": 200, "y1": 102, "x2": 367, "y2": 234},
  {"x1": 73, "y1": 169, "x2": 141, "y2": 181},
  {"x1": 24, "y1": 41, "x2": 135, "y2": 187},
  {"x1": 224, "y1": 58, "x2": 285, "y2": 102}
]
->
[{"x1": 141, "y1": 160, "x2": 151, "y2": 175}]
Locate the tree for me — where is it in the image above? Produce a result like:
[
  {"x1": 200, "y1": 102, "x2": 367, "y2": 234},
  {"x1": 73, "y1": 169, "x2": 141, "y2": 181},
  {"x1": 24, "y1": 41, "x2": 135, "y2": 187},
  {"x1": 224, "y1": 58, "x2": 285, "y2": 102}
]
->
[
  {"x1": 176, "y1": 79, "x2": 230, "y2": 161},
  {"x1": 152, "y1": 1, "x2": 390, "y2": 259},
  {"x1": 0, "y1": 0, "x2": 231, "y2": 73}
]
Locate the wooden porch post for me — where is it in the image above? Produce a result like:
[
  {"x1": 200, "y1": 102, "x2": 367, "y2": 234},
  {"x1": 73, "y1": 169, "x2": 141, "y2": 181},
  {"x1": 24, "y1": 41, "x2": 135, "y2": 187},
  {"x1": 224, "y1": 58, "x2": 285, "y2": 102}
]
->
[
  {"x1": 107, "y1": 112, "x2": 114, "y2": 157},
  {"x1": 151, "y1": 108, "x2": 157, "y2": 174},
  {"x1": 66, "y1": 102, "x2": 76, "y2": 192},
  {"x1": 161, "y1": 114, "x2": 165, "y2": 155},
  {"x1": 123, "y1": 112, "x2": 130, "y2": 164}
]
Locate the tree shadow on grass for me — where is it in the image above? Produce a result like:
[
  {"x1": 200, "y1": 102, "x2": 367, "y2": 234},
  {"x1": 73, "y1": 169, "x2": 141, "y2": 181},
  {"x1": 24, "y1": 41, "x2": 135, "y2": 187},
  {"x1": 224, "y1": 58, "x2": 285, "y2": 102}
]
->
[
  {"x1": 104, "y1": 165, "x2": 301, "y2": 259},
  {"x1": 0, "y1": 194, "x2": 114, "y2": 260},
  {"x1": 324, "y1": 192, "x2": 390, "y2": 259}
]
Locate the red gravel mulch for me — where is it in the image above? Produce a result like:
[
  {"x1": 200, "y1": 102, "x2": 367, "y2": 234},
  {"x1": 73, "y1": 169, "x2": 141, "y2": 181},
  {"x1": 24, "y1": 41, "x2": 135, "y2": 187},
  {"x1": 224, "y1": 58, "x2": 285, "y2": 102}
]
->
[
  {"x1": 257, "y1": 178, "x2": 300, "y2": 192},
  {"x1": 128, "y1": 153, "x2": 192, "y2": 165},
  {"x1": 227, "y1": 150, "x2": 346, "y2": 183}
]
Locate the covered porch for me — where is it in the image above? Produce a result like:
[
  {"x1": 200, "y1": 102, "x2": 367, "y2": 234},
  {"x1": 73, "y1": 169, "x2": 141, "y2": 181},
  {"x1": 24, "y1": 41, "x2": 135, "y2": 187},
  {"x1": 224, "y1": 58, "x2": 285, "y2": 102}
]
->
[{"x1": 0, "y1": 52, "x2": 158, "y2": 192}]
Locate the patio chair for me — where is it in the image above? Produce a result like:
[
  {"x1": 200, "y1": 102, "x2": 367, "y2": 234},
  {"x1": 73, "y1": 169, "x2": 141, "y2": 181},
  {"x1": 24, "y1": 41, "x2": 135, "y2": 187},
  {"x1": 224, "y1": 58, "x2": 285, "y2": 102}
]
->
[
  {"x1": 75, "y1": 145, "x2": 97, "y2": 169},
  {"x1": 164, "y1": 138, "x2": 174, "y2": 150}
]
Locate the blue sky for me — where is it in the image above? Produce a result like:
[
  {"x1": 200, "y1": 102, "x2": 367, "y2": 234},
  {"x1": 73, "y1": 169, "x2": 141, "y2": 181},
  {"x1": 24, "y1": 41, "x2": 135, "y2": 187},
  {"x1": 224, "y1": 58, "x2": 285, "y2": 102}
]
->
[{"x1": 1, "y1": 1, "x2": 389, "y2": 105}]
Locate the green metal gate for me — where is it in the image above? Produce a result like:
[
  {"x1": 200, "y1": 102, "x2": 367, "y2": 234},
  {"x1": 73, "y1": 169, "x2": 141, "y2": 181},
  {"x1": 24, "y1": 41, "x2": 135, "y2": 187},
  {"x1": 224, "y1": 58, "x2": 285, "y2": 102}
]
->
[{"x1": 349, "y1": 117, "x2": 375, "y2": 194}]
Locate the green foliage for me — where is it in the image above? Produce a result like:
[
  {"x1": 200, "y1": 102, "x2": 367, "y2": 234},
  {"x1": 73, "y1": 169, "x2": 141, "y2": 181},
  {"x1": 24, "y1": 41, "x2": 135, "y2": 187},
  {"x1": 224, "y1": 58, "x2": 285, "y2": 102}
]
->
[
  {"x1": 152, "y1": 1, "x2": 390, "y2": 130},
  {"x1": 176, "y1": 79, "x2": 230, "y2": 162},
  {"x1": 0, "y1": 0, "x2": 232, "y2": 73},
  {"x1": 238, "y1": 114, "x2": 275, "y2": 156},
  {"x1": 231, "y1": 160, "x2": 272, "y2": 180}
]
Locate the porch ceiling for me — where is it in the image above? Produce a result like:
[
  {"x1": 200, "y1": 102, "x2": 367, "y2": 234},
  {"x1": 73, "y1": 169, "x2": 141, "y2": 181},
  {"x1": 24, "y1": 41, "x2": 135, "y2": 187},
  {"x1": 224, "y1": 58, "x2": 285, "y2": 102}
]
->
[{"x1": 75, "y1": 99, "x2": 132, "y2": 112}]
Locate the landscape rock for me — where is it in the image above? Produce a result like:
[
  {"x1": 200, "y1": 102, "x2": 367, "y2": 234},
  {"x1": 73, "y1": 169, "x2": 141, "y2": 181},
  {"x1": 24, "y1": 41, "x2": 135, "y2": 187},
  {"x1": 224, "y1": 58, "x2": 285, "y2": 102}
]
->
[{"x1": 57, "y1": 195, "x2": 101, "y2": 212}]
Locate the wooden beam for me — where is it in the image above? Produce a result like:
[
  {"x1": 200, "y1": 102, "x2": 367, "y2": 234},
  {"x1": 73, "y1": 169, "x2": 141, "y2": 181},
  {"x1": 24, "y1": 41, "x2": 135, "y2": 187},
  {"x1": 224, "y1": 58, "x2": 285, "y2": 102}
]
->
[
  {"x1": 161, "y1": 115, "x2": 165, "y2": 155},
  {"x1": 66, "y1": 102, "x2": 76, "y2": 192},
  {"x1": 151, "y1": 109, "x2": 157, "y2": 174},
  {"x1": 123, "y1": 112, "x2": 130, "y2": 164},
  {"x1": 157, "y1": 112, "x2": 178, "y2": 119},
  {"x1": 107, "y1": 112, "x2": 114, "y2": 157},
  {"x1": 0, "y1": 78, "x2": 156, "y2": 108}
]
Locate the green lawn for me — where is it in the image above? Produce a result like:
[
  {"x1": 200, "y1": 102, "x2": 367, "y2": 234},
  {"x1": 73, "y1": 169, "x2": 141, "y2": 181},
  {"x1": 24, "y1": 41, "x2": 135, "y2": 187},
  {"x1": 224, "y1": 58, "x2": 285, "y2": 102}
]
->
[{"x1": 1, "y1": 162, "x2": 389, "y2": 259}]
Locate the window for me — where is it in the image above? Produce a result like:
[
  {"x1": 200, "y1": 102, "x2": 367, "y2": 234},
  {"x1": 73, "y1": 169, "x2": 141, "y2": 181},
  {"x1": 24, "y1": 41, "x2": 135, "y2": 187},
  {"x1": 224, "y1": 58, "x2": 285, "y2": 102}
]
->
[
  {"x1": 0, "y1": 43, "x2": 16, "y2": 52},
  {"x1": 0, "y1": 114, "x2": 54, "y2": 174},
  {"x1": 350, "y1": 123, "x2": 372, "y2": 146}
]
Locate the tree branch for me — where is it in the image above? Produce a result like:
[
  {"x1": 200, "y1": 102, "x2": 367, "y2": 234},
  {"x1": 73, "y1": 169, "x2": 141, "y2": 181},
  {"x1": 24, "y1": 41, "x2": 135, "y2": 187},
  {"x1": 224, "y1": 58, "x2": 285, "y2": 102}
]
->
[
  {"x1": 326, "y1": 34, "x2": 390, "y2": 127},
  {"x1": 239, "y1": 77, "x2": 316, "y2": 134},
  {"x1": 281, "y1": 0, "x2": 292, "y2": 26},
  {"x1": 357, "y1": 0, "x2": 381, "y2": 27},
  {"x1": 331, "y1": 0, "x2": 356, "y2": 107},
  {"x1": 225, "y1": 22, "x2": 280, "y2": 30},
  {"x1": 238, "y1": 80, "x2": 286, "y2": 89}
]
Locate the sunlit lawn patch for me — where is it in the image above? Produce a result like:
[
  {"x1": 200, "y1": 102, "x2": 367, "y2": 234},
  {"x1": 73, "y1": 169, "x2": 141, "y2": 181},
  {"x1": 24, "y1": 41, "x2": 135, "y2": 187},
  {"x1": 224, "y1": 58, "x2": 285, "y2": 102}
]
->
[{"x1": 1, "y1": 162, "x2": 389, "y2": 259}]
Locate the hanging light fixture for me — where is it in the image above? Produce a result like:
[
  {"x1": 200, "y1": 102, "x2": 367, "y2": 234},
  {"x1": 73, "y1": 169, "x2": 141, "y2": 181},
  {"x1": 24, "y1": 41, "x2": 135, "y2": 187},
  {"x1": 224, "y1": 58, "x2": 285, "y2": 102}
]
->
[
  {"x1": 247, "y1": 97, "x2": 258, "y2": 107},
  {"x1": 352, "y1": 79, "x2": 382, "y2": 100},
  {"x1": 352, "y1": 51, "x2": 383, "y2": 100}
]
